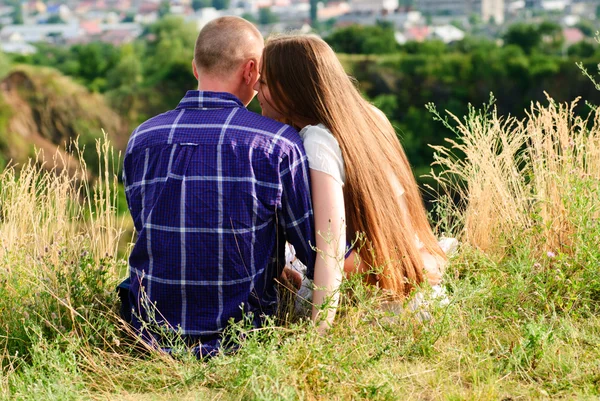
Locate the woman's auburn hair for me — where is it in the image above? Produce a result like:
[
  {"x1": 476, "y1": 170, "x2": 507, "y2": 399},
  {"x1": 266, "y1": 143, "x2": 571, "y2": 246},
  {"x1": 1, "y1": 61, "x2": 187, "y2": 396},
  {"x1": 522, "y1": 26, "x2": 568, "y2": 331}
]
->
[{"x1": 262, "y1": 34, "x2": 446, "y2": 297}]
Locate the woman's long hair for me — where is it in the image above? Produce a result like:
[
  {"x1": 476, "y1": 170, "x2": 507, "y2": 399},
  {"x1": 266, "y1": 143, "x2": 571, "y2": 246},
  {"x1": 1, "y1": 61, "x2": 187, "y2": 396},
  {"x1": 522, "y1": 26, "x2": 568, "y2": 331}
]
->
[{"x1": 261, "y1": 35, "x2": 446, "y2": 297}]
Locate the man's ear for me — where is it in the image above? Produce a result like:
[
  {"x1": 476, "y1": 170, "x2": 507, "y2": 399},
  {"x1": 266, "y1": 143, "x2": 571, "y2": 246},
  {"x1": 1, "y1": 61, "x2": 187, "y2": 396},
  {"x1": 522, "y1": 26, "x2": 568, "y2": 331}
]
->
[
  {"x1": 192, "y1": 60, "x2": 199, "y2": 80},
  {"x1": 243, "y1": 59, "x2": 257, "y2": 86}
]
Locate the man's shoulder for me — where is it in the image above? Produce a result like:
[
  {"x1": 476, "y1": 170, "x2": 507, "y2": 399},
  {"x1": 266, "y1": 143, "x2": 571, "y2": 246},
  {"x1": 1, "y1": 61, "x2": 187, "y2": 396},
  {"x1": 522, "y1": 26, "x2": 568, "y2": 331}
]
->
[
  {"x1": 125, "y1": 109, "x2": 181, "y2": 153},
  {"x1": 233, "y1": 109, "x2": 305, "y2": 153}
]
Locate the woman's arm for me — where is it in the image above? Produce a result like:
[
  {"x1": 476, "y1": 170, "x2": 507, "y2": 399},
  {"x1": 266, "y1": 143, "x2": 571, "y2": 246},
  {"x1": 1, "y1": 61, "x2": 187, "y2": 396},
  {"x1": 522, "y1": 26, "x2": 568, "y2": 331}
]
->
[{"x1": 310, "y1": 169, "x2": 346, "y2": 332}]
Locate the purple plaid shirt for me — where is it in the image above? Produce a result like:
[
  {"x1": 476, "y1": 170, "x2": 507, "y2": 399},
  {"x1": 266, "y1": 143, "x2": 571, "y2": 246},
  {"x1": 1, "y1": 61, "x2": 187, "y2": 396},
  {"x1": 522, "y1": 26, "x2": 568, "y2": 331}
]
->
[{"x1": 123, "y1": 91, "x2": 315, "y2": 355}]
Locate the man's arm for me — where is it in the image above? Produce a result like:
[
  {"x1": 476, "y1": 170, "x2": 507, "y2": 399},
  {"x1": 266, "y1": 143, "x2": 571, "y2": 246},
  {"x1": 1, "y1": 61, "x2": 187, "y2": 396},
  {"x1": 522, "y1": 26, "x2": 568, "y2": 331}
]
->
[{"x1": 278, "y1": 144, "x2": 316, "y2": 278}]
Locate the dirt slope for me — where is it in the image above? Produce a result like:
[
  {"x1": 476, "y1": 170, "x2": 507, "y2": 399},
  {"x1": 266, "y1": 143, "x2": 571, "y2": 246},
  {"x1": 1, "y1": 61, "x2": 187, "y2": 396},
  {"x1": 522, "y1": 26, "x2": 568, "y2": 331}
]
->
[{"x1": 0, "y1": 65, "x2": 128, "y2": 174}]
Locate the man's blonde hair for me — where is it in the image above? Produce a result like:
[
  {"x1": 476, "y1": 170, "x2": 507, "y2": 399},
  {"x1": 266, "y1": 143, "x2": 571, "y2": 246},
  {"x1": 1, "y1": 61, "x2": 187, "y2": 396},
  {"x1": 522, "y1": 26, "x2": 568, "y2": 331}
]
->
[{"x1": 194, "y1": 17, "x2": 263, "y2": 77}]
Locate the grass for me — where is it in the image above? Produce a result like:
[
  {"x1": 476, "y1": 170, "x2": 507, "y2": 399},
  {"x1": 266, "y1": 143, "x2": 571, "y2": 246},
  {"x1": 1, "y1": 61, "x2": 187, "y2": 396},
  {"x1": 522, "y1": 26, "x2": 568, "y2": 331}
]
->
[{"x1": 1, "y1": 94, "x2": 600, "y2": 400}]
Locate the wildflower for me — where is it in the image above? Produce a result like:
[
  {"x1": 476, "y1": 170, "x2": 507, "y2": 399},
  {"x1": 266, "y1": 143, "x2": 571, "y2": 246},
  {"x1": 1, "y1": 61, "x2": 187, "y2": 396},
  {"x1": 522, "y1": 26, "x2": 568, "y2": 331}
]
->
[
  {"x1": 533, "y1": 262, "x2": 541, "y2": 268},
  {"x1": 51, "y1": 312, "x2": 57, "y2": 320},
  {"x1": 23, "y1": 311, "x2": 30, "y2": 320},
  {"x1": 547, "y1": 251, "x2": 556, "y2": 258}
]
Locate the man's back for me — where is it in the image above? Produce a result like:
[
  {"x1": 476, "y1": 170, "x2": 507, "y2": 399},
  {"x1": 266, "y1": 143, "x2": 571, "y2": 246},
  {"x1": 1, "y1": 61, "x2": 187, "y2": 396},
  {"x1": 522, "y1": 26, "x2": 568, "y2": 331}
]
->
[{"x1": 123, "y1": 91, "x2": 315, "y2": 353}]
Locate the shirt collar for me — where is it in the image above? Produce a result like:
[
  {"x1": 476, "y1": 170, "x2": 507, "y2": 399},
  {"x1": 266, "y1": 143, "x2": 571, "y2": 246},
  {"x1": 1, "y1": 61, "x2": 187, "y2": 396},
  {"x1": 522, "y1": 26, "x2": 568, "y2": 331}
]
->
[{"x1": 176, "y1": 90, "x2": 244, "y2": 110}]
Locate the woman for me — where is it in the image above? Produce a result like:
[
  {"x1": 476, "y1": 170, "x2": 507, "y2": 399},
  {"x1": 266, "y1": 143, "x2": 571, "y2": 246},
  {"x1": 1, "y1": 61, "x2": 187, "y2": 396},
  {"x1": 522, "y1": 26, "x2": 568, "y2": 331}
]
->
[{"x1": 254, "y1": 34, "x2": 447, "y2": 330}]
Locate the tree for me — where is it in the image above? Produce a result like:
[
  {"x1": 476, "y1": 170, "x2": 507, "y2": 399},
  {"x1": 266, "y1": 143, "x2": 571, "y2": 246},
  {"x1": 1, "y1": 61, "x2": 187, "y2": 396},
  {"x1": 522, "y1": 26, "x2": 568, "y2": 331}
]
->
[
  {"x1": 309, "y1": 0, "x2": 318, "y2": 26},
  {"x1": 46, "y1": 14, "x2": 64, "y2": 24},
  {"x1": 503, "y1": 23, "x2": 542, "y2": 54},
  {"x1": 241, "y1": 12, "x2": 257, "y2": 24},
  {"x1": 575, "y1": 20, "x2": 595, "y2": 38},
  {"x1": 212, "y1": 0, "x2": 230, "y2": 10},
  {"x1": 144, "y1": 16, "x2": 197, "y2": 81},
  {"x1": 326, "y1": 24, "x2": 398, "y2": 54},
  {"x1": 107, "y1": 44, "x2": 143, "y2": 90},
  {"x1": 11, "y1": 5, "x2": 23, "y2": 24},
  {"x1": 123, "y1": 12, "x2": 136, "y2": 23},
  {"x1": 568, "y1": 41, "x2": 597, "y2": 58},
  {"x1": 538, "y1": 21, "x2": 564, "y2": 54},
  {"x1": 71, "y1": 42, "x2": 120, "y2": 91},
  {"x1": 158, "y1": 1, "x2": 171, "y2": 18},
  {"x1": 258, "y1": 7, "x2": 278, "y2": 25},
  {"x1": 192, "y1": 0, "x2": 211, "y2": 11}
]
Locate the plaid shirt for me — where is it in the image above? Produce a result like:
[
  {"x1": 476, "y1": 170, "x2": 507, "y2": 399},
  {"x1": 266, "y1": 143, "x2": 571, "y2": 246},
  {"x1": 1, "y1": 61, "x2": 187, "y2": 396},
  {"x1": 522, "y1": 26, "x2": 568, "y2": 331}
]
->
[{"x1": 123, "y1": 91, "x2": 315, "y2": 355}]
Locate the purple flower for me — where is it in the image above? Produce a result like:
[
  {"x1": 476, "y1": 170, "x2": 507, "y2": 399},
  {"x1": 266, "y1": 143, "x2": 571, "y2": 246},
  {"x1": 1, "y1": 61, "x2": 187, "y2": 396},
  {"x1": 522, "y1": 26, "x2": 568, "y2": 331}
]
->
[{"x1": 547, "y1": 251, "x2": 556, "y2": 258}]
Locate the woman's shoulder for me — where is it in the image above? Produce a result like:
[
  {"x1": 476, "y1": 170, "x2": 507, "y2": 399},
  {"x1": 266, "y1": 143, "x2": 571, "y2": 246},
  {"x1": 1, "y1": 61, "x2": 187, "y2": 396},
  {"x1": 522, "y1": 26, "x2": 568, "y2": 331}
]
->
[
  {"x1": 299, "y1": 124, "x2": 345, "y2": 185},
  {"x1": 300, "y1": 123, "x2": 335, "y2": 141},
  {"x1": 300, "y1": 124, "x2": 342, "y2": 153}
]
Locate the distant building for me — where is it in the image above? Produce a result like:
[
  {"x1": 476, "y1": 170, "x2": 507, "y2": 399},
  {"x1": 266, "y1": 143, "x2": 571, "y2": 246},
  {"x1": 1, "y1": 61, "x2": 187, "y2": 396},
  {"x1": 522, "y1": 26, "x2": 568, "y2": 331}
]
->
[
  {"x1": 563, "y1": 27, "x2": 585, "y2": 45},
  {"x1": 413, "y1": 0, "x2": 505, "y2": 24},
  {"x1": 335, "y1": 10, "x2": 423, "y2": 29},
  {"x1": 185, "y1": 8, "x2": 223, "y2": 30},
  {"x1": 525, "y1": 0, "x2": 569, "y2": 10},
  {"x1": 350, "y1": 0, "x2": 399, "y2": 13},
  {"x1": 0, "y1": 23, "x2": 81, "y2": 44},
  {"x1": 0, "y1": 30, "x2": 37, "y2": 54},
  {"x1": 430, "y1": 24, "x2": 466, "y2": 42},
  {"x1": 0, "y1": 22, "x2": 142, "y2": 46}
]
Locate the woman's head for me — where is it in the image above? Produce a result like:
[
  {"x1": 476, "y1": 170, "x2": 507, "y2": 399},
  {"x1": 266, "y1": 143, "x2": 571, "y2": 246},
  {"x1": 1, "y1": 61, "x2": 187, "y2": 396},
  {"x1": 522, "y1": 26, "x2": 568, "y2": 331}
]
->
[
  {"x1": 255, "y1": 35, "x2": 356, "y2": 128},
  {"x1": 257, "y1": 34, "x2": 446, "y2": 297}
]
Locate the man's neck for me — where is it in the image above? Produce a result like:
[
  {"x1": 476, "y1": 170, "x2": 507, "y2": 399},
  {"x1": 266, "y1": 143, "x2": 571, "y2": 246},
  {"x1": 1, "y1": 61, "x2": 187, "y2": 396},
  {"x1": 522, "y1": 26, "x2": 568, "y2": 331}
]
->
[{"x1": 197, "y1": 77, "x2": 239, "y2": 98}]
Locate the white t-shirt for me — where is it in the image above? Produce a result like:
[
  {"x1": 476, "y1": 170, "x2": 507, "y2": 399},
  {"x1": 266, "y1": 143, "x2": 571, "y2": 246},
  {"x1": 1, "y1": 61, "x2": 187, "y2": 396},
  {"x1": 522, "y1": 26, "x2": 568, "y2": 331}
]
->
[{"x1": 299, "y1": 124, "x2": 346, "y2": 186}]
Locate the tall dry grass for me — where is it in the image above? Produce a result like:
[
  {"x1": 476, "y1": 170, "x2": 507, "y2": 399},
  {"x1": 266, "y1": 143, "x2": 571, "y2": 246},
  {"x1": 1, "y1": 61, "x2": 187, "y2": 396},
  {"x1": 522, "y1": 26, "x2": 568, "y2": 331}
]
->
[
  {"x1": 0, "y1": 132, "x2": 125, "y2": 262},
  {"x1": 428, "y1": 94, "x2": 600, "y2": 258},
  {"x1": 0, "y1": 134, "x2": 132, "y2": 397}
]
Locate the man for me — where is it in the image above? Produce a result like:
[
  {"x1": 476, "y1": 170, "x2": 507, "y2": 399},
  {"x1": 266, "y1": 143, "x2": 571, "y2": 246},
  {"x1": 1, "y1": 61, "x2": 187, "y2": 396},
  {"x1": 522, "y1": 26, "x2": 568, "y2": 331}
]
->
[{"x1": 122, "y1": 17, "x2": 315, "y2": 356}]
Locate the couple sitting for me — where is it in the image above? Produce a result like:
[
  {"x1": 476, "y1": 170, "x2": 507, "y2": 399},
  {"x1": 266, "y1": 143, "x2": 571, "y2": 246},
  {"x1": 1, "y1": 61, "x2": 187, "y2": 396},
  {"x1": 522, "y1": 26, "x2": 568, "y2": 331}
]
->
[{"x1": 121, "y1": 16, "x2": 447, "y2": 356}]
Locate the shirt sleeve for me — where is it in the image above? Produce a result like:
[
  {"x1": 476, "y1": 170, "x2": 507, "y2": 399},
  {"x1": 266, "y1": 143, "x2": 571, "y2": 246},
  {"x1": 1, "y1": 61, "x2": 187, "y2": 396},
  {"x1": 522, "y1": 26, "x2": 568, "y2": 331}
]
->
[
  {"x1": 302, "y1": 125, "x2": 345, "y2": 186},
  {"x1": 278, "y1": 141, "x2": 317, "y2": 278}
]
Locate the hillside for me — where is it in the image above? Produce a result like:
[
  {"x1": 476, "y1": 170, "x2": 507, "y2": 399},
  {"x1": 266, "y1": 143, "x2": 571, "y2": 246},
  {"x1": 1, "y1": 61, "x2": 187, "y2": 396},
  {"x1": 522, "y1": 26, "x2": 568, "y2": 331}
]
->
[{"x1": 0, "y1": 65, "x2": 128, "y2": 174}]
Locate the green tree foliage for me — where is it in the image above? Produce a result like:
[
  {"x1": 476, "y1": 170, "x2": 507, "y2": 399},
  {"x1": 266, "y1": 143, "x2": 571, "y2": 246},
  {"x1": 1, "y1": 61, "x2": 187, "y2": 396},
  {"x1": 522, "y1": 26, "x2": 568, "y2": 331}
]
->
[
  {"x1": 241, "y1": 12, "x2": 257, "y2": 24},
  {"x1": 71, "y1": 42, "x2": 120, "y2": 91},
  {"x1": 568, "y1": 41, "x2": 597, "y2": 58},
  {"x1": 503, "y1": 23, "x2": 542, "y2": 54},
  {"x1": 212, "y1": 0, "x2": 230, "y2": 10},
  {"x1": 192, "y1": 0, "x2": 211, "y2": 11},
  {"x1": 46, "y1": 14, "x2": 64, "y2": 24},
  {"x1": 503, "y1": 21, "x2": 565, "y2": 55},
  {"x1": 158, "y1": 1, "x2": 171, "y2": 18},
  {"x1": 538, "y1": 21, "x2": 564, "y2": 53},
  {"x1": 107, "y1": 44, "x2": 143, "y2": 89},
  {"x1": 326, "y1": 24, "x2": 398, "y2": 54},
  {"x1": 11, "y1": 4, "x2": 23, "y2": 24},
  {"x1": 144, "y1": 16, "x2": 197, "y2": 77},
  {"x1": 310, "y1": 0, "x2": 318, "y2": 25},
  {"x1": 258, "y1": 7, "x2": 278, "y2": 25},
  {"x1": 575, "y1": 20, "x2": 596, "y2": 38}
]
